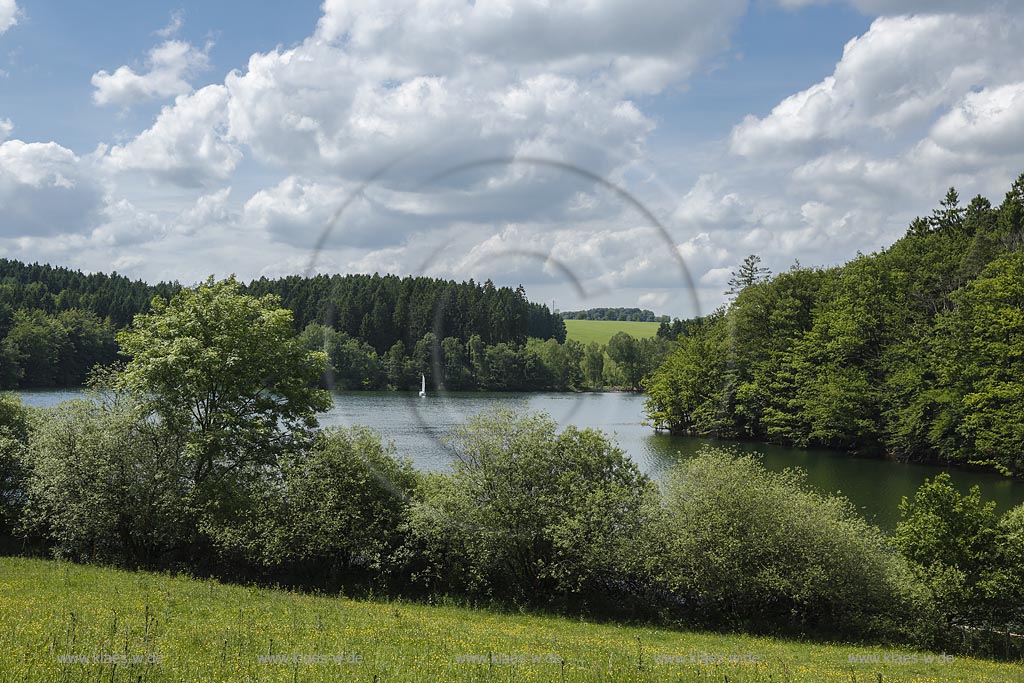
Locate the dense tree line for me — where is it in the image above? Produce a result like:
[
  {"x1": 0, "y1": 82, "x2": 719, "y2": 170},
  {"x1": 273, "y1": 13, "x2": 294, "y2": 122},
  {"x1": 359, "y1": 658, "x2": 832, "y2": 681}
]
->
[
  {"x1": 0, "y1": 261, "x2": 662, "y2": 392},
  {"x1": 0, "y1": 309, "x2": 118, "y2": 388},
  {"x1": 300, "y1": 325, "x2": 667, "y2": 391},
  {"x1": 2, "y1": 277, "x2": 1020, "y2": 655},
  {"x1": 0, "y1": 259, "x2": 179, "y2": 328},
  {"x1": 646, "y1": 175, "x2": 1024, "y2": 477},
  {"x1": 0, "y1": 260, "x2": 566, "y2": 389},
  {"x1": 655, "y1": 315, "x2": 705, "y2": 340},
  {"x1": 246, "y1": 273, "x2": 566, "y2": 351},
  {"x1": 560, "y1": 307, "x2": 669, "y2": 322}
]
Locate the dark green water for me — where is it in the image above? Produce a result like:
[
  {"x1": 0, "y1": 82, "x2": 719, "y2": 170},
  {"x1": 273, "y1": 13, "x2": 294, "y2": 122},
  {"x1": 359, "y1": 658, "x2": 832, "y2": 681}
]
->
[{"x1": 15, "y1": 389, "x2": 1024, "y2": 530}]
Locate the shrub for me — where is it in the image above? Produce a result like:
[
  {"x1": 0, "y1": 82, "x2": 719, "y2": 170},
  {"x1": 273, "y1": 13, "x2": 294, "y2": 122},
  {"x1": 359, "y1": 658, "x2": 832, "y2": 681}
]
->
[
  {"x1": 895, "y1": 474, "x2": 1003, "y2": 626},
  {"x1": 995, "y1": 504, "x2": 1024, "y2": 629},
  {"x1": 406, "y1": 408, "x2": 656, "y2": 609},
  {"x1": 896, "y1": 475, "x2": 1024, "y2": 641},
  {"x1": 219, "y1": 426, "x2": 418, "y2": 585},
  {"x1": 650, "y1": 448, "x2": 933, "y2": 641},
  {"x1": 0, "y1": 394, "x2": 30, "y2": 542},
  {"x1": 20, "y1": 398, "x2": 192, "y2": 566}
]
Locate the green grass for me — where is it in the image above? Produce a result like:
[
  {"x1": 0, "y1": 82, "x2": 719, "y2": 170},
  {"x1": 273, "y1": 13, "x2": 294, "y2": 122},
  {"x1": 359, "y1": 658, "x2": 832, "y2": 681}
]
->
[
  {"x1": 564, "y1": 319, "x2": 661, "y2": 345},
  {"x1": 2, "y1": 557, "x2": 1021, "y2": 682}
]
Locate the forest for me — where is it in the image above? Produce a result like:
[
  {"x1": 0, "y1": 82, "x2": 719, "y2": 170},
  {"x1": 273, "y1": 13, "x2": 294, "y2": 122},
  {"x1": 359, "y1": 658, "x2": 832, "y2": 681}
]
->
[
  {"x1": 559, "y1": 307, "x2": 670, "y2": 322},
  {"x1": 645, "y1": 175, "x2": 1024, "y2": 477},
  {"x1": 0, "y1": 263, "x2": 593, "y2": 390}
]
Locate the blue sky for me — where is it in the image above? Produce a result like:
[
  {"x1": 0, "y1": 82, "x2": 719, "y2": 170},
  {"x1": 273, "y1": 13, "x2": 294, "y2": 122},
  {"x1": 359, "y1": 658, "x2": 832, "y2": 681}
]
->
[
  {"x1": 1, "y1": 2, "x2": 321, "y2": 149},
  {"x1": 1, "y1": 0, "x2": 1021, "y2": 317}
]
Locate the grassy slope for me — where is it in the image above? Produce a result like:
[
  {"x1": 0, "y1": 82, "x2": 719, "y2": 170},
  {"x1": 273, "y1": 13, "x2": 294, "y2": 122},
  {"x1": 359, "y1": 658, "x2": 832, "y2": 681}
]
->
[
  {"x1": 1, "y1": 557, "x2": 1020, "y2": 682},
  {"x1": 563, "y1": 319, "x2": 661, "y2": 345}
]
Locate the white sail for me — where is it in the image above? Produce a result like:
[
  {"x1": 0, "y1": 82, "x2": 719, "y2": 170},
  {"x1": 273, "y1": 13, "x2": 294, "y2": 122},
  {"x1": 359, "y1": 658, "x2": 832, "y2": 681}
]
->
[{"x1": 419, "y1": 374, "x2": 426, "y2": 397}]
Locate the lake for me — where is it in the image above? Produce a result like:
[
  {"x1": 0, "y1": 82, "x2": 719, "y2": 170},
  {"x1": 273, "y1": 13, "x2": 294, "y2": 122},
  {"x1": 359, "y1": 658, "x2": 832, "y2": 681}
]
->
[{"x1": 14, "y1": 388, "x2": 1024, "y2": 529}]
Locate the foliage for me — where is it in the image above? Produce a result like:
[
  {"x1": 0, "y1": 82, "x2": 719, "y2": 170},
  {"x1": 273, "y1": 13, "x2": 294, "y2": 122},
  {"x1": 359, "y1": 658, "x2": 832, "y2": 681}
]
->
[
  {"x1": 656, "y1": 315, "x2": 706, "y2": 341},
  {"x1": 643, "y1": 313, "x2": 731, "y2": 435},
  {"x1": 299, "y1": 323, "x2": 385, "y2": 390},
  {"x1": 221, "y1": 427, "x2": 418, "y2": 582},
  {"x1": 0, "y1": 258, "x2": 179, "y2": 327},
  {"x1": 726, "y1": 254, "x2": 771, "y2": 297},
  {"x1": 930, "y1": 252, "x2": 1024, "y2": 475},
  {"x1": 19, "y1": 397, "x2": 192, "y2": 566},
  {"x1": 0, "y1": 260, "x2": 565, "y2": 389},
  {"x1": 581, "y1": 341, "x2": 604, "y2": 388},
  {"x1": 559, "y1": 307, "x2": 668, "y2": 322},
  {"x1": 995, "y1": 504, "x2": 1024, "y2": 628},
  {"x1": 0, "y1": 309, "x2": 117, "y2": 389},
  {"x1": 644, "y1": 174, "x2": 1024, "y2": 475},
  {"x1": 649, "y1": 449, "x2": 932, "y2": 641},
  {"x1": 116, "y1": 277, "x2": 331, "y2": 491},
  {"x1": 247, "y1": 274, "x2": 562, "y2": 350},
  {"x1": 606, "y1": 332, "x2": 668, "y2": 390},
  {"x1": 406, "y1": 408, "x2": 656, "y2": 607},
  {"x1": 0, "y1": 394, "x2": 30, "y2": 540},
  {"x1": 895, "y1": 475, "x2": 1021, "y2": 632}
]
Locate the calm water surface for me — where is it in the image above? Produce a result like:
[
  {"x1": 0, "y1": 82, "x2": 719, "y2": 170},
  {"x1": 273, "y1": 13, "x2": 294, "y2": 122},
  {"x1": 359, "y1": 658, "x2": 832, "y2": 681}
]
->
[{"x1": 16, "y1": 388, "x2": 1024, "y2": 529}]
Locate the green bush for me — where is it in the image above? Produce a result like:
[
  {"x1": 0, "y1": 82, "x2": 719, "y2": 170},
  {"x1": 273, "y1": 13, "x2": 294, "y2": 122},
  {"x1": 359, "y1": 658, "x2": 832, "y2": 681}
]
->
[
  {"x1": 218, "y1": 426, "x2": 418, "y2": 584},
  {"x1": 20, "y1": 398, "x2": 192, "y2": 566},
  {"x1": 896, "y1": 476, "x2": 1024, "y2": 640},
  {"x1": 895, "y1": 473, "x2": 1001, "y2": 625},
  {"x1": 406, "y1": 408, "x2": 657, "y2": 609},
  {"x1": 649, "y1": 448, "x2": 933, "y2": 640},
  {"x1": 0, "y1": 394, "x2": 31, "y2": 541},
  {"x1": 996, "y1": 504, "x2": 1024, "y2": 629}
]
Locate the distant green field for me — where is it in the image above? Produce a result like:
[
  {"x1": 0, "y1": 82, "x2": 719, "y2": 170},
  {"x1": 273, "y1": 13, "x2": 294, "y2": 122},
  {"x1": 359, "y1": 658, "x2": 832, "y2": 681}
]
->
[
  {"x1": 2, "y1": 556, "x2": 1020, "y2": 683},
  {"x1": 564, "y1": 319, "x2": 660, "y2": 345}
]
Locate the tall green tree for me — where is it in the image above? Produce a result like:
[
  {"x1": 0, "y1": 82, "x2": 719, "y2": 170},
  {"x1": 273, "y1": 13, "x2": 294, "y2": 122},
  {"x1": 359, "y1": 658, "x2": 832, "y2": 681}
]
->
[
  {"x1": 726, "y1": 254, "x2": 771, "y2": 297},
  {"x1": 931, "y1": 252, "x2": 1024, "y2": 475},
  {"x1": 895, "y1": 475, "x2": 1005, "y2": 628},
  {"x1": 606, "y1": 332, "x2": 644, "y2": 390},
  {"x1": 582, "y1": 341, "x2": 604, "y2": 389},
  {"x1": 116, "y1": 277, "x2": 331, "y2": 498}
]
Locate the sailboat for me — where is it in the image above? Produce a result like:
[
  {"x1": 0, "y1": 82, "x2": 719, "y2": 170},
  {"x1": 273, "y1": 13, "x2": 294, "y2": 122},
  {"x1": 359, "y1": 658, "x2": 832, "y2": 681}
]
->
[{"x1": 419, "y1": 374, "x2": 426, "y2": 398}]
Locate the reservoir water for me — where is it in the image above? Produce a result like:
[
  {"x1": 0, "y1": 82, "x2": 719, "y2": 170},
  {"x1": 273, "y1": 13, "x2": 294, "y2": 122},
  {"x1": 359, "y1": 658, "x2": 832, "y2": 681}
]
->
[{"x1": 15, "y1": 388, "x2": 1024, "y2": 529}]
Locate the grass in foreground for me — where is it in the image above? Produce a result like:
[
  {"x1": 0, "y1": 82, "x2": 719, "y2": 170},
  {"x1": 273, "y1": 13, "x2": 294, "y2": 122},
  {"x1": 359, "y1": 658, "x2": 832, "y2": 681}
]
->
[
  {"x1": 0, "y1": 557, "x2": 1021, "y2": 683},
  {"x1": 563, "y1": 319, "x2": 660, "y2": 345}
]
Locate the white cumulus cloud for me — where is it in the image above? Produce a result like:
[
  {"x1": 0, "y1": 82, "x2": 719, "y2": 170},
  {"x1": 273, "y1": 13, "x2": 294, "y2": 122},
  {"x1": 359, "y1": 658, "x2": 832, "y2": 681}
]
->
[
  {"x1": 776, "y1": 0, "x2": 1002, "y2": 15},
  {"x1": 92, "y1": 39, "x2": 210, "y2": 107},
  {"x1": 0, "y1": 140, "x2": 105, "y2": 236},
  {"x1": 104, "y1": 85, "x2": 241, "y2": 185},
  {"x1": 0, "y1": 0, "x2": 17, "y2": 34},
  {"x1": 730, "y1": 13, "x2": 1020, "y2": 158}
]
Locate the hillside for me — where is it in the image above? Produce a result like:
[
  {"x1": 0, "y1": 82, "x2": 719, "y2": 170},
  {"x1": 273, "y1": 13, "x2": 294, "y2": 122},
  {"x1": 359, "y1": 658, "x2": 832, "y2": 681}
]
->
[
  {"x1": 564, "y1": 319, "x2": 660, "y2": 345},
  {"x1": 1, "y1": 556, "x2": 1017, "y2": 683}
]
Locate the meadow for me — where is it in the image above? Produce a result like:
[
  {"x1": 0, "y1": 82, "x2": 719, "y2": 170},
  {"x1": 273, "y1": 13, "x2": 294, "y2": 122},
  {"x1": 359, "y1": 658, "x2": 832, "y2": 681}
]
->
[
  {"x1": 1, "y1": 556, "x2": 1020, "y2": 683},
  {"x1": 563, "y1": 319, "x2": 661, "y2": 345}
]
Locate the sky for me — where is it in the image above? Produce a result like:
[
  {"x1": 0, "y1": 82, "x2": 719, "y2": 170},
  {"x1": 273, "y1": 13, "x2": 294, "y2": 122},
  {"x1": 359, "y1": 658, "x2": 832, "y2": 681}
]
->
[{"x1": 1, "y1": 0, "x2": 1023, "y2": 318}]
